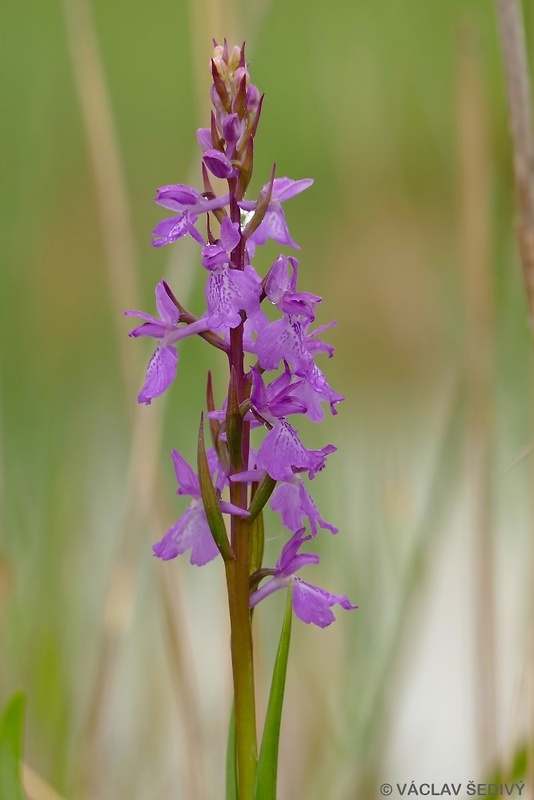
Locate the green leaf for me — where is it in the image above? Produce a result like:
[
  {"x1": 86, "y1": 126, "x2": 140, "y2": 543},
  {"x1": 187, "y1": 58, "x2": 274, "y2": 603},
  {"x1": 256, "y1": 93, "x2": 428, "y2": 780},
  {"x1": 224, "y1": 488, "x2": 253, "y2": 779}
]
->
[
  {"x1": 197, "y1": 414, "x2": 233, "y2": 562},
  {"x1": 249, "y1": 509, "x2": 264, "y2": 577},
  {"x1": 253, "y1": 587, "x2": 293, "y2": 800},
  {"x1": 247, "y1": 475, "x2": 277, "y2": 524},
  {"x1": 206, "y1": 371, "x2": 230, "y2": 472},
  {"x1": 0, "y1": 692, "x2": 26, "y2": 800},
  {"x1": 225, "y1": 703, "x2": 239, "y2": 800},
  {"x1": 488, "y1": 741, "x2": 527, "y2": 784}
]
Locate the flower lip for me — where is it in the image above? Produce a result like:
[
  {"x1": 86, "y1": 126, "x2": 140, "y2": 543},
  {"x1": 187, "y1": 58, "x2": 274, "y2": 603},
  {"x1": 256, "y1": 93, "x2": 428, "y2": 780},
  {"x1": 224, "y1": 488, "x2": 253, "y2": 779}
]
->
[{"x1": 249, "y1": 528, "x2": 357, "y2": 627}]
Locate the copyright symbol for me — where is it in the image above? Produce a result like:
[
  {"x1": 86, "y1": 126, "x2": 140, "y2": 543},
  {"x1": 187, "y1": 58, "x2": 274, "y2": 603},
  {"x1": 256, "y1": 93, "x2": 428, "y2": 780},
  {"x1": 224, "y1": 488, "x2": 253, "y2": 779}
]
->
[{"x1": 380, "y1": 785, "x2": 393, "y2": 796}]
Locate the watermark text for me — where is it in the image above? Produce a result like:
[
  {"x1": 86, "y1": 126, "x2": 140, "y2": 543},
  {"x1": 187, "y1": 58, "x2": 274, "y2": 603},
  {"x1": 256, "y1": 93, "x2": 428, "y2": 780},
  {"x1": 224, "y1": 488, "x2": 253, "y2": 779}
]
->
[{"x1": 379, "y1": 783, "x2": 525, "y2": 797}]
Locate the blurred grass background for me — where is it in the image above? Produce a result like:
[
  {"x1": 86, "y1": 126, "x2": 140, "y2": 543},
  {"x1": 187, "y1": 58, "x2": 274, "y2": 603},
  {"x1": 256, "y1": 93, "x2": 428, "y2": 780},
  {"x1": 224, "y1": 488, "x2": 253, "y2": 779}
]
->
[{"x1": 1, "y1": 0, "x2": 533, "y2": 798}]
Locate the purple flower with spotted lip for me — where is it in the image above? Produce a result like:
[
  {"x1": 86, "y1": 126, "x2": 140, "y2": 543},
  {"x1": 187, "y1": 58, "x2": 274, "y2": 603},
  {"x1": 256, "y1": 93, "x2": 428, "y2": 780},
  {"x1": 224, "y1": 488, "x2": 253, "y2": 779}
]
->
[
  {"x1": 125, "y1": 280, "x2": 209, "y2": 404},
  {"x1": 152, "y1": 184, "x2": 230, "y2": 247},
  {"x1": 255, "y1": 312, "x2": 335, "y2": 376},
  {"x1": 257, "y1": 418, "x2": 336, "y2": 482},
  {"x1": 153, "y1": 449, "x2": 249, "y2": 565},
  {"x1": 249, "y1": 529, "x2": 357, "y2": 627},
  {"x1": 153, "y1": 175, "x2": 313, "y2": 251},
  {"x1": 202, "y1": 218, "x2": 262, "y2": 329}
]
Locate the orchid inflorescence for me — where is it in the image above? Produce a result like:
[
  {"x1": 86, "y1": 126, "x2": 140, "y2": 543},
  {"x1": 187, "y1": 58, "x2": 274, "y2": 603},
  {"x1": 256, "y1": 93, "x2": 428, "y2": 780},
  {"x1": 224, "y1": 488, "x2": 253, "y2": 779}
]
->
[{"x1": 125, "y1": 39, "x2": 356, "y2": 797}]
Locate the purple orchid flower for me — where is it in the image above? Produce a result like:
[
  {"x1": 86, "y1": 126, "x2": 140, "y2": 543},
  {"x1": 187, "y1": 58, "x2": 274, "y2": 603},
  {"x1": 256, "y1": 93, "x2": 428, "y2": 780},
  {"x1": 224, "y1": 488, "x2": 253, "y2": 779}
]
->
[
  {"x1": 249, "y1": 529, "x2": 357, "y2": 627},
  {"x1": 125, "y1": 280, "x2": 209, "y2": 404},
  {"x1": 240, "y1": 177, "x2": 313, "y2": 252},
  {"x1": 264, "y1": 255, "x2": 322, "y2": 319},
  {"x1": 202, "y1": 218, "x2": 262, "y2": 329},
  {"x1": 153, "y1": 449, "x2": 248, "y2": 566},
  {"x1": 257, "y1": 418, "x2": 336, "y2": 482},
  {"x1": 255, "y1": 312, "x2": 335, "y2": 376},
  {"x1": 270, "y1": 474, "x2": 338, "y2": 536},
  {"x1": 152, "y1": 184, "x2": 230, "y2": 247},
  {"x1": 291, "y1": 363, "x2": 345, "y2": 421},
  {"x1": 207, "y1": 363, "x2": 305, "y2": 428},
  {"x1": 226, "y1": 366, "x2": 335, "y2": 483},
  {"x1": 249, "y1": 364, "x2": 307, "y2": 425}
]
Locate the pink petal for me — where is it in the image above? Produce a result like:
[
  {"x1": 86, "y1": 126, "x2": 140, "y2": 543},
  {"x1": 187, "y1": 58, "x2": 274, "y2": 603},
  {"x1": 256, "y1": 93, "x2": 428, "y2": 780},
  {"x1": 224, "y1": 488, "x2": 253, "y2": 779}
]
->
[
  {"x1": 291, "y1": 579, "x2": 357, "y2": 628},
  {"x1": 138, "y1": 345, "x2": 177, "y2": 404}
]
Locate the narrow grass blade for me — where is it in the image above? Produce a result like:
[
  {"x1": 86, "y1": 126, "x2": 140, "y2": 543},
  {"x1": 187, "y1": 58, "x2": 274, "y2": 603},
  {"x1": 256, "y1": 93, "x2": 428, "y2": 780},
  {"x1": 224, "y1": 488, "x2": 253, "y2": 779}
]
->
[
  {"x1": 253, "y1": 587, "x2": 293, "y2": 800},
  {"x1": 226, "y1": 704, "x2": 239, "y2": 800},
  {"x1": 0, "y1": 692, "x2": 26, "y2": 800}
]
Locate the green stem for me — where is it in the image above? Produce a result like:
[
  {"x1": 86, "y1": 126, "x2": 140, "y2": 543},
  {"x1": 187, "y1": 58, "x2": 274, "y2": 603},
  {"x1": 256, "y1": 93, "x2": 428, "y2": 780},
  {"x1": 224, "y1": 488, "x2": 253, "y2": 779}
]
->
[
  {"x1": 225, "y1": 359, "x2": 258, "y2": 796},
  {"x1": 225, "y1": 530, "x2": 257, "y2": 799},
  {"x1": 224, "y1": 176, "x2": 258, "y2": 799}
]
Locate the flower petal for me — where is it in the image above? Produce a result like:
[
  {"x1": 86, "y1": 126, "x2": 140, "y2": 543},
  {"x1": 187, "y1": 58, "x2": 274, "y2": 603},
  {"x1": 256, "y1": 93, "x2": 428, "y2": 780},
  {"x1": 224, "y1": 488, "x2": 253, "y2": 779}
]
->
[
  {"x1": 249, "y1": 207, "x2": 298, "y2": 249},
  {"x1": 258, "y1": 420, "x2": 330, "y2": 482},
  {"x1": 293, "y1": 364, "x2": 345, "y2": 422},
  {"x1": 205, "y1": 264, "x2": 261, "y2": 330},
  {"x1": 220, "y1": 217, "x2": 241, "y2": 253},
  {"x1": 171, "y1": 450, "x2": 200, "y2": 497},
  {"x1": 155, "y1": 281, "x2": 180, "y2": 327},
  {"x1": 152, "y1": 214, "x2": 194, "y2": 247},
  {"x1": 155, "y1": 184, "x2": 202, "y2": 210},
  {"x1": 203, "y1": 149, "x2": 237, "y2": 179},
  {"x1": 291, "y1": 579, "x2": 357, "y2": 627},
  {"x1": 256, "y1": 316, "x2": 313, "y2": 373},
  {"x1": 138, "y1": 345, "x2": 177, "y2": 404},
  {"x1": 153, "y1": 501, "x2": 219, "y2": 566},
  {"x1": 269, "y1": 177, "x2": 314, "y2": 203},
  {"x1": 270, "y1": 478, "x2": 338, "y2": 536}
]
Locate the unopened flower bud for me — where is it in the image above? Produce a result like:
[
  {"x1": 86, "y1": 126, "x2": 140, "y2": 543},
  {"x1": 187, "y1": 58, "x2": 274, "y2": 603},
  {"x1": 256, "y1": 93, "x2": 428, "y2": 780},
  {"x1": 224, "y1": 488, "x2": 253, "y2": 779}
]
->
[
  {"x1": 228, "y1": 44, "x2": 242, "y2": 71},
  {"x1": 203, "y1": 149, "x2": 237, "y2": 179},
  {"x1": 246, "y1": 83, "x2": 261, "y2": 113},
  {"x1": 222, "y1": 113, "x2": 242, "y2": 148},
  {"x1": 211, "y1": 59, "x2": 231, "y2": 113}
]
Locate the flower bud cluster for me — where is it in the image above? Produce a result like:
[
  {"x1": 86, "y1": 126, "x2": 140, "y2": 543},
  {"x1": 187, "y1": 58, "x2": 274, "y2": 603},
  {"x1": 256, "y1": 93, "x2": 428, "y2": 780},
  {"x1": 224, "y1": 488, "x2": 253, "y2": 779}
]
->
[
  {"x1": 199, "y1": 40, "x2": 262, "y2": 195},
  {"x1": 125, "y1": 41, "x2": 356, "y2": 627}
]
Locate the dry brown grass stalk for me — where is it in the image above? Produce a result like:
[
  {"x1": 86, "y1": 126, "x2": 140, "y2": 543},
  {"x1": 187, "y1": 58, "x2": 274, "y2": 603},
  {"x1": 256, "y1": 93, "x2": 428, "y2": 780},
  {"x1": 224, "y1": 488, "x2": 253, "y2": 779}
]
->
[
  {"x1": 458, "y1": 19, "x2": 497, "y2": 771},
  {"x1": 495, "y1": 0, "x2": 534, "y2": 791},
  {"x1": 23, "y1": 763, "x2": 68, "y2": 800},
  {"x1": 496, "y1": 0, "x2": 534, "y2": 326}
]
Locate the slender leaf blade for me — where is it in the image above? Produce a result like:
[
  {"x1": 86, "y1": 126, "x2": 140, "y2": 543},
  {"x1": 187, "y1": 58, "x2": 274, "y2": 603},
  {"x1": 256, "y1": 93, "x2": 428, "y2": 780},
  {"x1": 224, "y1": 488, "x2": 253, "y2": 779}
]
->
[
  {"x1": 247, "y1": 475, "x2": 277, "y2": 525},
  {"x1": 253, "y1": 587, "x2": 293, "y2": 800},
  {"x1": 197, "y1": 413, "x2": 233, "y2": 561},
  {"x1": 0, "y1": 692, "x2": 26, "y2": 800}
]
